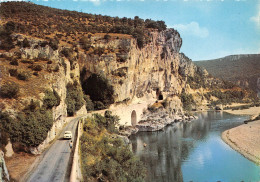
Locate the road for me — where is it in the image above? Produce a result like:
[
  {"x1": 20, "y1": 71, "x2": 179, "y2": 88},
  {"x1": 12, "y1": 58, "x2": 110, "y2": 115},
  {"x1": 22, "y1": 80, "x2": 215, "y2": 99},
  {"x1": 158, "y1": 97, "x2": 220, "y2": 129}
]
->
[{"x1": 27, "y1": 117, "x2": 79, "y2": 182}]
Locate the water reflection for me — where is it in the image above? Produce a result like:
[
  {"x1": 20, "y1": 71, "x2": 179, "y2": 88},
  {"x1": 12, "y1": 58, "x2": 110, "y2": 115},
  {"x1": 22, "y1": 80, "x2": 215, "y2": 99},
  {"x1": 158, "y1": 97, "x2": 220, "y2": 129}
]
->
[
  {"x1": 130, "y1": 114, "x2": 212, "y2": 182},
  {"x1": 130, "y1": 112, "x2": 259, "y2": 182}
]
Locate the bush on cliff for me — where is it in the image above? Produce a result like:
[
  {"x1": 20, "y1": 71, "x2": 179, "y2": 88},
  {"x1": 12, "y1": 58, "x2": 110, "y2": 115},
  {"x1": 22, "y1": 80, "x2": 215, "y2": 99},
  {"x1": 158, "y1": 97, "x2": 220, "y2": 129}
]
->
[
  {"x1": 17, "y1": 71, "x2": 31, "y2": 81},
  {"x1": 0, "y1": 81, "x2": 19, "y2": 99},
  {"x1": 0, "y1": 99, "x2": 54, "y2": 149},
  {"x1": 66, "y1": 81, "x2": 85, "y2": 116},
  {"x1": 80, "y1": 36, "x2": 92, "y2": 51},
  {"x1": 0, "y1": 22, "x2": 15, "y2": 50},
  {"x1": 84, "y1": 95, "x2": 94, "y2": 111},
  {"x1": 180, "y1": 92, "x2": 195, "y2": 111},
  {"x1": 205, "y1": 89, "x2": 246, "y2": 105},
  {"x1": 43, "y1": 89, "x2": 61, "y2": 109},
  {"x1": 80, "y1": 112, "x2": 146, "y2": 182}
]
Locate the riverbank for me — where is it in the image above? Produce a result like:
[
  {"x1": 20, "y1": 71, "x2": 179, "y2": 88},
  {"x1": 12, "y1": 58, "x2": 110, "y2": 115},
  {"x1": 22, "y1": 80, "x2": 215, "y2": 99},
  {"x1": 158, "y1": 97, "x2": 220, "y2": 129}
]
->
[
  {"x1": 222, "y1": 106, "x2": 260, "y2": 165},
  {"x1": 224, "y1": 106, "x2": 260, "y2": 118},
  {"x1": 222, "y1": 120, "x2": 260, "y2": 165}
]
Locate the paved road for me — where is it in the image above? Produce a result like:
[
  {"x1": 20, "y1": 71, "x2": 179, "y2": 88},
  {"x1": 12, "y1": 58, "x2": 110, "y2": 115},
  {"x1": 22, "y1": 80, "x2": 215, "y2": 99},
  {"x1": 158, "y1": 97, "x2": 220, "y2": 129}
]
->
[{"x1": 27, "y1": 117, "x2": 79, "y2": 182}]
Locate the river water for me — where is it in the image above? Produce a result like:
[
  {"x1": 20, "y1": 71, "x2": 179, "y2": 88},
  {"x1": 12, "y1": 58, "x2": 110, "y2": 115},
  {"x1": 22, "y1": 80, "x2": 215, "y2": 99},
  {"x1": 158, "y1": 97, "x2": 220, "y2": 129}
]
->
[{"x1": 130, "y1": 112, "x2": 260, "y2": 182}]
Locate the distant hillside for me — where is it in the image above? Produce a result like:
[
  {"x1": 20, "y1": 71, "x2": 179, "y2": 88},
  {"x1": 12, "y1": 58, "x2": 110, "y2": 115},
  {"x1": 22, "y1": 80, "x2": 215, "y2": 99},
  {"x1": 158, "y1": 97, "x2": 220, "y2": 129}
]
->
[{"x1": 195, "y1": 54, "x2": 260, "y2": 96}]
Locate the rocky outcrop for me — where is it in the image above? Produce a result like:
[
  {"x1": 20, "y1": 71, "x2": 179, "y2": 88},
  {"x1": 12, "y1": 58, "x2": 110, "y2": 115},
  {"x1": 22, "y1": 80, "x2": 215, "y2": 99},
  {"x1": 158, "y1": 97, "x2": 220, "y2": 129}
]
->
[
  {"x1": 136, "y1": 97, "x2": 196, "y2": 132},
  {"x1": 3, "y1": 35, "x2": 87, "y2": 154},
  {"x1": 79, "y1": 29, "x2": 194, "y2": 105},
  {"x1": 136, "y1": 114, "x2": 196, "y2": 132},
  {"x1": 0, "y1": 151, "x2": 9, "y2": 181}
]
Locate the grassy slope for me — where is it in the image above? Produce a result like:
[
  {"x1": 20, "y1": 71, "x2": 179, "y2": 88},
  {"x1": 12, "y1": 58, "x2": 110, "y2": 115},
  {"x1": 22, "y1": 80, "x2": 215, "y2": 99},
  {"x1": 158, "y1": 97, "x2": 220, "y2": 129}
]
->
[{"x1": 195, "y1": 54, "x2": 260, "y2": 92}]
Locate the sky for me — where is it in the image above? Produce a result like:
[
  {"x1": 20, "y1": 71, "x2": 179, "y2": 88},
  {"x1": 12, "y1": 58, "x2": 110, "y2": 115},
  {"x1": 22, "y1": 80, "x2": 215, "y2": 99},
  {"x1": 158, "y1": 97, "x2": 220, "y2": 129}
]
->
[{"x1": 4, "y1": 0, "x2": 260, "y2": 61}]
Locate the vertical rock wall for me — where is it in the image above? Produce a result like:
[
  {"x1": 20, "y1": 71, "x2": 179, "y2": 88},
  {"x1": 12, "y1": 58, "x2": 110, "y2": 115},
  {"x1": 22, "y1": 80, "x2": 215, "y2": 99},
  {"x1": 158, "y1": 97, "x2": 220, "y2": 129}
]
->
[{"x1": 78, "y1": 29, "x2": 196, "y2": 105}]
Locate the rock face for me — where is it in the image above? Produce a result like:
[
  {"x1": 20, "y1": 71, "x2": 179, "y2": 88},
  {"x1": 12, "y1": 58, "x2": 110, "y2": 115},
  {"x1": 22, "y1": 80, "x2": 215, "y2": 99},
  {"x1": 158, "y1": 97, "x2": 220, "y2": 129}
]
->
[
  {"x1": 0, "y1": 151, "x2": 10, "y2": 181},
  {"x1": 2, "y1": 35, "x2": 87, "y2": 154},
  {"x1": 136, "y1": 97, "x2": 196, "y2": 132},
  {"x1": 0, "y1": 28, "x2": 214, "y2": 153},
  {"x1": 76, "y1": 28, "x2": 205, "y2": 127},
  {"x1": 79, "y1": 29, "x2": 194, "y2": 104}
]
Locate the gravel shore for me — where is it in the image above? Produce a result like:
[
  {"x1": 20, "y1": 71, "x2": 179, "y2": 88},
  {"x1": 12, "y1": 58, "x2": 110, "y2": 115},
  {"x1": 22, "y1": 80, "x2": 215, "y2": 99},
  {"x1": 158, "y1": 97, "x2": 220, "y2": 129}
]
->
[{"x1": 222, "y1": 106, "x2": 260, "y2": 165}]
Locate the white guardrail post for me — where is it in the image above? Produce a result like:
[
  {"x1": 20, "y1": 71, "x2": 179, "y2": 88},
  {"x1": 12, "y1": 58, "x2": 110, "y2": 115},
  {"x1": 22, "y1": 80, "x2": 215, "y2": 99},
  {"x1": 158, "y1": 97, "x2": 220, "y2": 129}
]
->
[{"x1": 70, "y1": 118, "x2": 83, "y2": 182}]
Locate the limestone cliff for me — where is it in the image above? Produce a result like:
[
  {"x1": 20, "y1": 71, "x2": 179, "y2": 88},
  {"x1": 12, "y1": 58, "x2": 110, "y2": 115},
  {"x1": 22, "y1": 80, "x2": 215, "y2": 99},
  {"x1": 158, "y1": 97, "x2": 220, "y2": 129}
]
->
[
  {"x1": 0, "y1": 34, "x2": 87, "y2": 154},
  {"x1": 79, "y1": 29, "x2": 184, "y2": 102}
]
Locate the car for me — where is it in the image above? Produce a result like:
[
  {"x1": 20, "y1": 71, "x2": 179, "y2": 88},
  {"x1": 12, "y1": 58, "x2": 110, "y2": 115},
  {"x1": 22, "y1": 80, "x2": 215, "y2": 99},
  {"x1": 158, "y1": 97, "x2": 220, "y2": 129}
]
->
[{"x1": 64, "y1": 131, "x2": 72, "y2": 139}]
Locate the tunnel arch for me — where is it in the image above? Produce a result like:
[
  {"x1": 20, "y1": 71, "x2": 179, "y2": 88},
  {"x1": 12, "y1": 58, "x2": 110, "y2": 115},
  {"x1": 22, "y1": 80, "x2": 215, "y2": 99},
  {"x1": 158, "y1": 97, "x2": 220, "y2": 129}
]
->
[
  {"x1": 131, "y1": 110, "x2": 137, "y2": 126},
  {"x1": 158, "y1": 94, "x2": 163, "y2": 100}
]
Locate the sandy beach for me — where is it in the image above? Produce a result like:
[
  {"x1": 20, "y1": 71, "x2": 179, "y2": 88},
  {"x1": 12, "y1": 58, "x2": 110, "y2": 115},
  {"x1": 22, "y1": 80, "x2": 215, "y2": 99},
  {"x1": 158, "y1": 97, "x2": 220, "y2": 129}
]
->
[
  {"x1": 222, "y1": 106, "x2": 260, "y2": 165},
  {"x1": 224, "y1": 106, "x2": 260, "y2": 117}
]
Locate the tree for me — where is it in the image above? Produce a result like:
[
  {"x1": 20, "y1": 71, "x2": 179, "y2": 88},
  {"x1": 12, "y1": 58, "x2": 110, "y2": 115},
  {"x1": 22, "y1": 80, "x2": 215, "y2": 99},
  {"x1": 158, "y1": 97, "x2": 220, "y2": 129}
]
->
[{"x1": 66, "y1": 81, "x2": 84, "y2": 116}]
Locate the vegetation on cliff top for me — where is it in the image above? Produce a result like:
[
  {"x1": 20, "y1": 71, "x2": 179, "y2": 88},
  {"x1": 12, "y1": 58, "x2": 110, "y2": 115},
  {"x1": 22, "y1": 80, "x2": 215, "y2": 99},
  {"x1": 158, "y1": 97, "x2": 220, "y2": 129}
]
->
[
  {"x1": 0, "y1": 1, "x2": 170, "y2": 48},
  {"x1": 80, "y1": 111, "x2": 146, "y2": 181}
]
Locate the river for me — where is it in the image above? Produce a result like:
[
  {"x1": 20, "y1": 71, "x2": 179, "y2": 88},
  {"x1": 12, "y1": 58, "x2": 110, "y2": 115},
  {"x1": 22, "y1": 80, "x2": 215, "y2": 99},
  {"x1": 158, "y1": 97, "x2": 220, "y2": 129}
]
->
[{"x1": 130, "y1": 111, "x2": 260, "y2": 182}]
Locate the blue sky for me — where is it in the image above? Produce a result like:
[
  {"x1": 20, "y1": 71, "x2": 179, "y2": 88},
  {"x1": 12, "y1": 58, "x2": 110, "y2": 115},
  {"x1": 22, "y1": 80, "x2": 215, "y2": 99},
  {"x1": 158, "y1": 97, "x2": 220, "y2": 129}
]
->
[{"x1": 11, "y1": 0, "x2": 260, "y2": 61}]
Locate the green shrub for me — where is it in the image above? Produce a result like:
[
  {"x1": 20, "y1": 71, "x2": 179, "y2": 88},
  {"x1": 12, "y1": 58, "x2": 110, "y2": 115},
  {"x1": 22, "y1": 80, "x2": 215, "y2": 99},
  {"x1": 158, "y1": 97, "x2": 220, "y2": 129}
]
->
[
  {"x1": 93, "y1": 101, "x2": 106, "y2": 110},
  {"x1": 10, "y1": 59, "x2": 19, "y2": 66},
  {"x1": 186, "y1": 70, "x2": 205, "y2": 89},
  {"x1": 0, "y1": 81, "x2": 19, "y2": 98},
  {"x1": 0, "y1": 104, "x2": 53, "y2": 148},
  {"x1": 80, "y1": 36, "x2": 92, "y2": 51},
  {"x1": 92, "y1": 111, "x2": 119, "y2": 133},
  {"x1": 0, "y1": 22, "x2": 15, "y2": 50},
  {"x1": 43, "y1": 89, "x2": 61, "y2": 109},
  {"x1": 23, "y1": 99, "x2": 40, "y2": 112},
  {"x1": 17, "y1": 71, "x2": 31, "y2": 80},
  {"x1": 9, "y1": 68, "x2": 18, "y2": 77},
  {"x1": 61, "y1": 47, "x2": 73, "y2": 58},
  {"x1": 33, "y1": 71, "x2": 39, "y2": 76},
  {"x1": 66, "y1": 81, "x2": 84, "y2": 116},
  {"x1": 80, "y1": 113, "x2": 146, "y2": 181},
  {"x1": 49, "y1": 38, "x2": 59, "y2": 50},
  {"x1": 22, "y1": 38, "x2": 30, "y2": 48},
  {"x1": 104, "y1": 34, "x2": 111, "y2": 41},
  {"x1": 205, "y1": 89, "x2": 246, "y2": 105},
  {"x1": 84, "y1": 95, "x2": 94, "y2": 111},
  {"x1": 180, "y1": 92, "x2": 194, "y2": 111},
  {"x1": 33, "y1": 65, "x2": 43, "y2": 71},
  {"x1": 40, "y1": 41, "x2": 48, "y2": 47}
]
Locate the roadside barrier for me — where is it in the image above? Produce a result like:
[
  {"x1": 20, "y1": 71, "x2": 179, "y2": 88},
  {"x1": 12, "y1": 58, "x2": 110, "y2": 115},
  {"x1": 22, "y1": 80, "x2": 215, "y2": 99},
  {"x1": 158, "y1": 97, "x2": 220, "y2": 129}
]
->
[{"x1": 70, "y1": 118, "x2": 83, "y2": 182}]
